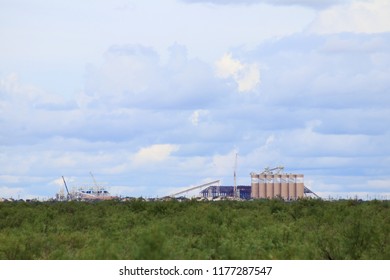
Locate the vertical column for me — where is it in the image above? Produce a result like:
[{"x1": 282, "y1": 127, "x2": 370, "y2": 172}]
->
[
  {"x1": 251, "y1": 173, "x2": 259, "y2": 199},
  {"x1": 266, "y1": 175, "x2": 274, "y2": 199},
  {"x1": 296, "y1": 174, "x2": 304, "y2": 199},
  {"x1": 281, "y1": 174, "x2": 288, "y2": 200},
  {"x1": 274, "y1": 175, "x2": 281, "y2": 198},
  {"x1": 289, "y1": 175, "x2": 297, "y2": 200},
  {"x1": 259, "y1": 174, "x2": 266, "y2": 198}
]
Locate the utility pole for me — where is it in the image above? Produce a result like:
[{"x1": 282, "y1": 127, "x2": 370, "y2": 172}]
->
[{"x1": 234, "y1": 153, "x2": 238, "y2": 198}]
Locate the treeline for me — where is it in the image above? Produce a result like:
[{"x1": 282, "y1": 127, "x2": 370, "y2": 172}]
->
[{"x1": 0, "y1": 199, "x2": 389, "y2": 259}]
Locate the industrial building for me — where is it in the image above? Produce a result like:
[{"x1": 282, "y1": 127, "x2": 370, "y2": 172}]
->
[
  {"x1": 200, "y1": 185, "x2": 252, "y2": 199},
  {"x1": 181, "y1": 166, "x2": 318, "y2": 200}
]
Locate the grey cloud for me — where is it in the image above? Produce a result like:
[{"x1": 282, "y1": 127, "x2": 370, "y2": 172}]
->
[
  {"x1": 2, "y1": 31, "x2": 390, "y2": 199},
  {"x1": 247, "y1": 33, "x2": 390, "y2": 110}
]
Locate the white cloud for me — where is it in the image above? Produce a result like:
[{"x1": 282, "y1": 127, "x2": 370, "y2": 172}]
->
[
  {"x1": 215, "y1": 53, "x2": 260, "y2": 92},
  {"x1": 132, "y1": 144, "x2": 179, "y2": 166},
  {"x1": 189, "y1": 109, "x2": 209, "y2": 126},
  {"x1": 308, "y1": 0, "x2": 390, "y2": 34},
  {"x1": 215, "y1": 53, "x2": 244, "y2": 78},
  {"x1": 237, "y1": 63, "x2": 261, "y2": 92}
]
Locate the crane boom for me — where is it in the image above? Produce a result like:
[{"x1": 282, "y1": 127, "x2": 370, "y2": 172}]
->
[
  {"x1": 62, "y1": 176, "x2": 70, "y2": 195},
  {"x1": 90, "y1": 172, "x2": 99, "y2": 188}
]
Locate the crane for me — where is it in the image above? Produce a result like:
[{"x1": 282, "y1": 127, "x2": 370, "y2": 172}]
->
[
  {"x1": 90, "y1": 172, "x2": 99, "y2": 188},
  {"x1": 62, "y1": 176, "x2": 70, "y2": 200},
  {"x1": 90, "y1": 172, "x2": 105, "y2": 196}
]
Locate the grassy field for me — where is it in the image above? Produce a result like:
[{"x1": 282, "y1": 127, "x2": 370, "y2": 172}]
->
[{"x1": 0, "y1": 199, "x2": 389, "y2": 259}]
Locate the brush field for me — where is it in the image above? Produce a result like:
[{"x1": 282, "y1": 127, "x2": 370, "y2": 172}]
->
[{"x1": 0, "y1": 199, "x2": 389, "y2": 259}]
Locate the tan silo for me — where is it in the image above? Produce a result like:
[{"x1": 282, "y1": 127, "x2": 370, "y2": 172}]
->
[
  {"x1": 288, "y1": 175, "x2": 296, "y2": 200},
  {"x1": 251, "y1": 173, "x2": 259, "y2": 199},
  {"x1": 296, "y1": 174, "x2": 304, "y2": 199},
  {"x1": 281, "y1": 174, "x2": 288, "y2": 199},
  {"x1": 250, "y1": 169, "x2": 305, "y2": 200},
  {"x1": 266, "y1": 175, "x2": 274, "y2": 198},
  {"x1": 274, "y1": 175, "x2": 281, "y2": 198},
  {"x1": 259, "y1": 174, "x2": 266, "y2": 198}
]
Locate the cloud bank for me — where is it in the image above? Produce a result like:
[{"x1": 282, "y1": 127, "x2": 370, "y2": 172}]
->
[{"x1": 1, "y1": 0, "x2": 390, "y2": 200}]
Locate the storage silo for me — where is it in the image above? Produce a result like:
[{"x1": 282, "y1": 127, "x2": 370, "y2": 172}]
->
[
  {"x1": 259, "y1": 174, "x2": 266, "y2": 198},
  {"x1": 296, "y1": 174, "x2": 304, "y2": 199},
  {"x1": 288, "y1": 175, "x2": 296, "y2": 200},
  {"x1": 251, "y1": 173, "x2": 259, "y2": 199},
  {"x1": 250, "y1": 167, "x2": 306, "y2": 200},
  {"x1": 266, "y1": 175, "x2": 274, "y2": 198},
  {"x1": 274, "y1": 175, "x2": 281, "y2": 198},
  {"x1": 281, "y1": 174, "x2": 288, "y2": 200}
]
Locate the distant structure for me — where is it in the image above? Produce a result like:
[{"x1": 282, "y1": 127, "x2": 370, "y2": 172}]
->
[
  {"x1": 168, "y1": 166, "x2": 318, "y2": 201},
  {"x1": 168, "y1": 180, "x2": 221, "y2": 198},
  {"x1": 250, "y1": 166, "x2": 304, "y2": 200},
  {"x1": 56, "y1": 173, "x2": 117, "y2": 201},
  {"x1": 200, "y1": 185, "x2": 251, "y2": 199}
]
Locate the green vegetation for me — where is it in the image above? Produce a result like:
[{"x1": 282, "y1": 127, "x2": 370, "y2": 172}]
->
[{"x1": 0, "y1": 199, "x2": 389, "y2": 259}]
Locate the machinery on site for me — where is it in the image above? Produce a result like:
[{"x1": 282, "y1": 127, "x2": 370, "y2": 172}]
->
[
  {"x1": 56, "y1": 173, "x2": 117, "y2": 201},
  {"x1": 169, "y1": 165, "x2": 319, "y2": 201}
]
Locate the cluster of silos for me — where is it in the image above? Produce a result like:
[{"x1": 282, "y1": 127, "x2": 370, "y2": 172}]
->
[{"x1": 250, "y1": 172, "x2": 304, "y2": 200}]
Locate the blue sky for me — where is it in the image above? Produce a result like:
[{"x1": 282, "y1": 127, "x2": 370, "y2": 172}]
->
[{"x1": 1, "y1": 0, "x2": 390, "y2": 199}]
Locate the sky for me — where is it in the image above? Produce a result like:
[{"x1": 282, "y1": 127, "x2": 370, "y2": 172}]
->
[{"x1": 1, "y1": 0, "x2": 390, "y2": 200}]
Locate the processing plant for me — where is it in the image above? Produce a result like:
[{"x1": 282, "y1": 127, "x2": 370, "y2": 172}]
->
[{"x1": 172, "y1": 166, "x2": 319, "y2": 200}]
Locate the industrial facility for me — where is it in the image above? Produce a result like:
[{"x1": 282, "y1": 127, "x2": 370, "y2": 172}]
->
[
  {"x1": 250, "y1": 166, "x2": 306, "y2": 200},
  {"x1": 56, "y1": 173, "x2": 118, "y2": 201},
  {"x1": 56, "y1": 166, "x2": 318, "y2": 201},
  {"x1": 170, "y1": 166, "x2": 319, "y2": 200}
]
